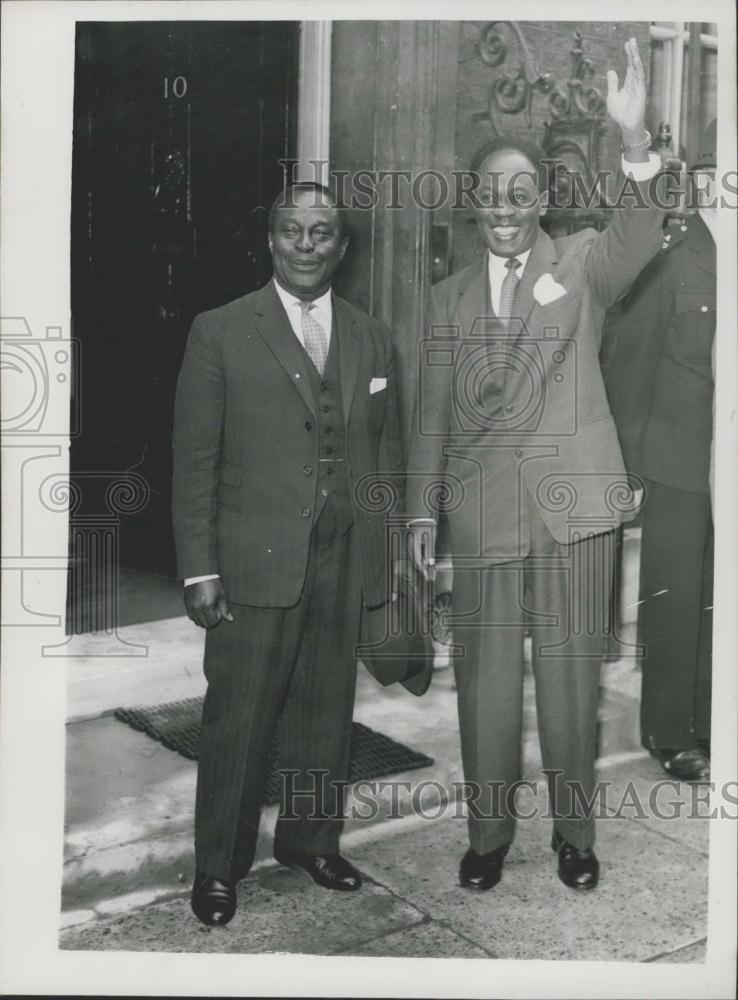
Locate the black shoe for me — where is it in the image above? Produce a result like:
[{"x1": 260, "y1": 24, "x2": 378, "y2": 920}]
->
[
  {"x1": 273, "y1": 842, "x2": 362, "y2": 891},
  {"x1": 459, "y1": 845, "x2": 509, "y2": 890},
  {"x1": 551, "y1": 831, "x2": 599, "y2": 891},
  {"x1": 650, "y1": 747, "x2": 710, "y2": 783},
  {"x1": 191, "y1": 869, "x2": 237, "y2": 926}
]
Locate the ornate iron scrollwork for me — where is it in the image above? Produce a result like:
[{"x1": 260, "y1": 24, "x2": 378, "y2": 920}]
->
[
  {"x1": 565, "y1": 31, "x2": 605, "y2": 118},
  {"x1": 470, "y1": 24, "x2": 605, "y2": 130},
  {"x1": 472, "y1": 21, "x2": 555, "y2": 126},
  {"x1": 466, "y1": 24, "x2": 611, "y2": 232}
]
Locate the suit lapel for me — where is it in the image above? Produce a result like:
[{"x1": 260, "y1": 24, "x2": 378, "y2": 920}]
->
[
  {"x1": 253, "y1": 281, "x2": 315, "y2": 416},
  {"x1": 333, "y1": 294, "x2": 362, "y2": 426},
  {"x1": 454, "y1": 230, "x2": 560, "y2": 341},
  {"x1": 455, "y1": 260, "x2": 490, "y2": 338}
]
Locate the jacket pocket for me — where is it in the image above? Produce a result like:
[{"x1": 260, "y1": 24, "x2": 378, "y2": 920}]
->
[
  {"x1": 668, "y1": 292, "x2": 715, "y2": 362},
  {"x1": 535, "y1": 291, "x2": 583, "y2": 326}
]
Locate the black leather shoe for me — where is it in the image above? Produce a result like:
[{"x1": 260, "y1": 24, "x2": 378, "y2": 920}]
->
[
  {"x1": 651, "y1": 747, "x2": 710, "y2": 783},
  {"x1": 191, "y1": 869, "x2": 237, "y2": 926},
  {"x1": 273, "y1": 842, "x2": 362, "y2": 891},
  {"x1": 459, "y1": 845, "x2": 509, "y2": 890},
  {"x1": 551, "y1": 831, "x2": 599, "y2": 890}
]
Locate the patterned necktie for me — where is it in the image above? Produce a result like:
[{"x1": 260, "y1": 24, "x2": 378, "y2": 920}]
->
[
  {"x1": 299, "y1": 301, "x2": 328, "y2": 375},
  {"x1": 498, "y1": 257, "x2": 521, "y2": 328}
]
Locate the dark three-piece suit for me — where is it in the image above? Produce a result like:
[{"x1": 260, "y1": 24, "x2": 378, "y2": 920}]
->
[{"x1": 172, "y1": 281, "x2": 403, "y2": 882}]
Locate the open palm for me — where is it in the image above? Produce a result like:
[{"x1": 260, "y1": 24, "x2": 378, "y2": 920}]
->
[{"x1": 606, "y1": 38, "x2": 647, "y2": 133}]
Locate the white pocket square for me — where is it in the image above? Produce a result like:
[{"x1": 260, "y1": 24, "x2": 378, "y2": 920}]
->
[
  {"x1": 370, "y1": 377, "x2": 387, "y2": 394},
  {"x1": 533, "y1": 273, "x2": 567, "y2": 305}
]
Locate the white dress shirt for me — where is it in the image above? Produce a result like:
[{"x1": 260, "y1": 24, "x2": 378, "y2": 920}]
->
[{"x1": 184, "y1": 280, "x2": 334, "y2": 587}]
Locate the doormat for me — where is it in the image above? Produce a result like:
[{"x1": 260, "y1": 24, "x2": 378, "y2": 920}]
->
[{"x1": 114, "y1": 697, "x2": 434, "y2": 805}]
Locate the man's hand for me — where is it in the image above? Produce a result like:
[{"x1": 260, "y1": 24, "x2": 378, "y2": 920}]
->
[
  {"x1": 407, "y1": 521, "x2": 436, "y2": 581},
  {"x1": 184, "y1": 578, "x2": 234, "y2": 629},
  {"x1": 606, "y1": 38, "x2": 647, "y2": 143}
]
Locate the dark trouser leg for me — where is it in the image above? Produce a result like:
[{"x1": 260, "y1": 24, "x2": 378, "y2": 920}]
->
[
  {"x1": 527, "y1": 510, "x2": 613, "y2": 851},
  {"x1": 273, "y1": 505, "x2": 362, "y2": 854},
  {"x1": 639, "y1": 479, "x2": 713, "y2": 750},
  {"x1": 694, "y1": 524, "x2": 713, "y2": 745},
  {"x1": 195, "y1": 601, "x2": 306, "y2": 883},
  {"x1": 195, "y1": 501, "x2": 361, "y2": 881}
]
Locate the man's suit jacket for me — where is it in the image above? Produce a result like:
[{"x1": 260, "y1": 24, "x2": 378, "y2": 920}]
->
[
  {"x1": 601, "y1": 213, "x2": 715, "y2": 496},
  {"x1": 406, "y1": 179, "x2": 665, "y2": 562},
  {"x1": 172, "y1": 280, "x2": 404, "y2": 608}
]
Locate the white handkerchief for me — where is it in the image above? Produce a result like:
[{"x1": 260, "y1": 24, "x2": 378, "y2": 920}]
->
[
  {"x1": 533, "y1": 273, "x2": 567, "y2": 305},
  {"x1": 370, "y1": 377, "x2": 387, "y2": 394}
]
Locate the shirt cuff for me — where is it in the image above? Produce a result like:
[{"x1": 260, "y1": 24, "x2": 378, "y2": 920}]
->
[
  {"x1": 184, "y1": 574, "x2": 220, "y2": 587},
  {"x1": 620, "y1": 152, "x2": 662, "y2": 182}
]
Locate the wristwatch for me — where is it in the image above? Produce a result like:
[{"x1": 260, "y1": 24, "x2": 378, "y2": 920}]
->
[{"x1": 621, "y1": 129, "x2": 652, "y2": 154}]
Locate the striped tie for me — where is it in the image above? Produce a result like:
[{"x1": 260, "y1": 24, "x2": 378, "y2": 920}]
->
[
  {"x1": 299, "y1": 301, "x2": 328, "y2": 375},
  {"x1": 498, "y1": 257, "x2": 521, "y2": 328}
]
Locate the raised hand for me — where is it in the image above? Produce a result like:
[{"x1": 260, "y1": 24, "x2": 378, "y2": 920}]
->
[{"x1": 606, "y1": 37, "x2": 647, "y2": 139}]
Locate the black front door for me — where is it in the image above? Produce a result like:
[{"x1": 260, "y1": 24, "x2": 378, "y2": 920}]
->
[{"x1": 71, "y1": 21, "x2": 298, "y2": 575}]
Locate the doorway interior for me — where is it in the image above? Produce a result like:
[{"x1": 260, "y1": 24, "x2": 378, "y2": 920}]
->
[{"x1": 69, "y1": 20, "x2": 298, "y2": 628}]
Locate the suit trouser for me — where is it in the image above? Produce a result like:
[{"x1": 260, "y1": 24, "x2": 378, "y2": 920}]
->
[
  {"x1": 639, "y1": 478, "x2": 713, "y2": 750},
  {"x1": 195, "y1": 499, "x2": 362, "y2": 883},
  {"x1": 452, "y1": 499, "x2": 614, "y2": 854}
]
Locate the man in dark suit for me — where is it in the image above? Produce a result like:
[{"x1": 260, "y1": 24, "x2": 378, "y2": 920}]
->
[
  {"x1": 601, "y1": 121, "x2": 717, "y2": 782},
  {"x1": 172, "y1": 182, "x2": 403, "y2": 925},
  {"x1": 406, "y1": 40, "x2": 665, "y2": 892}
]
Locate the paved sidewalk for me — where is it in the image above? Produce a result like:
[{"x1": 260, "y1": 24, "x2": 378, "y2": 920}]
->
[
  {"x1": 60, "y1": 606, "x2": 715, "y2": 963},
  {"x1": 60, "y1": 751, "x2": 709, "y2": 961}
]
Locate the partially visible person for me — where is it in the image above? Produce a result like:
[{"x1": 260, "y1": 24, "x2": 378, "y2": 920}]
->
[{"x1": 602, "y1": 119, "x2": 717, "y2": 782}]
